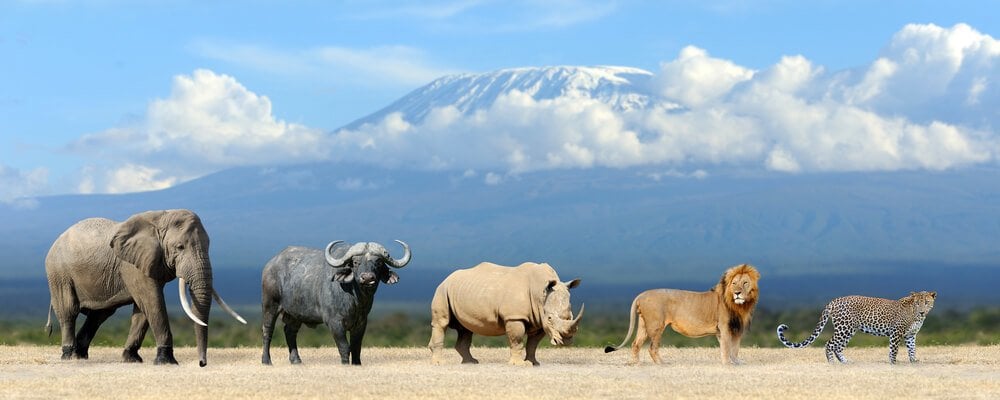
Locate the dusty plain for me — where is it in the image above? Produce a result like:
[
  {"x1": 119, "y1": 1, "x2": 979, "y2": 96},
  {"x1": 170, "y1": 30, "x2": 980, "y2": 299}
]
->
[{"x1": 1, "y1": 345, "x2": 997, "y2": 399}]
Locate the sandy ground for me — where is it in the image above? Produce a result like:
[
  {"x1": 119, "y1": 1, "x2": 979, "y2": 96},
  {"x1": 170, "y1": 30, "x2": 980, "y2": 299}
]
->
[{"x1": 0, "y1": 345, "x2": 997, "y2": 399}]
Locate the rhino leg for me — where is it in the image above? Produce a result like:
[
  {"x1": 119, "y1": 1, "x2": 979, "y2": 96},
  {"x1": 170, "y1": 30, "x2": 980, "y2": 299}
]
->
[
  {"x1": 455, "y1": 326, "x2": 479, "y2": 364},
  {"x1": 524, "y1": 331, "x2": 545, "y2": 366},
  {"x1": 505, "y1": 320, "x2": 532, "y2": 366},
  {"x1": 428, "y1": 306, "x2": 450, "y2": 365}
]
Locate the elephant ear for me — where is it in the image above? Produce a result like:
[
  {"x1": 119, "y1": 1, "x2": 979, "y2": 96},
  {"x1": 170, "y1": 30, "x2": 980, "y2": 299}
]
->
[{"x1": 110, "y1": 213, "x2": 165, "y2": 279}]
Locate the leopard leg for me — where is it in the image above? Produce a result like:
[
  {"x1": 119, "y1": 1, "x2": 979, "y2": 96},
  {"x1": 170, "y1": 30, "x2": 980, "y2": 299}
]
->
[
  {"x1": 888, "y1": 333, "x2": 901, "y2": 365},
  {"x1": 828, "y1": 324, "x2": 854, "y2": 364},
  {"x1": 905, "y1": 335, "x2": 918, "y2": 362}
]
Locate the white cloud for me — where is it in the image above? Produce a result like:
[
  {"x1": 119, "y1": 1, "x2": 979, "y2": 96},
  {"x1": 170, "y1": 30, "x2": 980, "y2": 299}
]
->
[
  {"x1": 59, "y1": 23, "x2": 1000, "y2": 196},
  {"x1": 0, "y1": 164, "x2": 47, "y2": 208},
  {"x1": 329, "y1": 23, "x2": 999, "y2": 175},
  {"x1": 70, "y1": 69, "x2": 330, "y2": 193},
  {"x1": 654, "y1": 46, "x2": 755, "y2": 107},
  {"x1": 103, "y1": 164, "x2": 177, "y2": 194}
]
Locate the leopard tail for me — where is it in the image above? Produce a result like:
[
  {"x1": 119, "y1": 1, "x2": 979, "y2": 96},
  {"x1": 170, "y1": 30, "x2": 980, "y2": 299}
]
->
[{"x1": 776, "y1": 305, "x2": 829, "y2": 348}]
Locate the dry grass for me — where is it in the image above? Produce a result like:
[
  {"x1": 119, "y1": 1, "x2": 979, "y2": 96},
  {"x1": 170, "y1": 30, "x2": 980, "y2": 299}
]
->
[{"x1": 1, "y1": 345, "x2": 998, "y2": 399}]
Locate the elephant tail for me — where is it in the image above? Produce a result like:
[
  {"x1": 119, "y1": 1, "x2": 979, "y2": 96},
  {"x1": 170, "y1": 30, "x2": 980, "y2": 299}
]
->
[{"x1": 45, "y1": 303, "x2": 53, "y2": 337}]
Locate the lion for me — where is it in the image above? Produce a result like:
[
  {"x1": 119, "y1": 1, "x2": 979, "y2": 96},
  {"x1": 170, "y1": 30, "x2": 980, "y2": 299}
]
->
[{"x1": 604, "y1": 264, "x2": 760, "y2": 365}]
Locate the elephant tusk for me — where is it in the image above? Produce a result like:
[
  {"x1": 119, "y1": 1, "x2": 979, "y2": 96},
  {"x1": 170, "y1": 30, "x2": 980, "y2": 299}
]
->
[
  {"x1": 178, "y1": 278, "x2": 208, "y2": 327},
  {"x1": 213, "y1": 290, "x2": 247, "y2": 324}
]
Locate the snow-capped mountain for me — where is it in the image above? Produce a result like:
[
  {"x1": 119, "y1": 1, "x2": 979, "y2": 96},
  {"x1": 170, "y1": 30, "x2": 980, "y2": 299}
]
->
[{"x1": 344, "y1": 66, "x2": 664, "y2": 129}]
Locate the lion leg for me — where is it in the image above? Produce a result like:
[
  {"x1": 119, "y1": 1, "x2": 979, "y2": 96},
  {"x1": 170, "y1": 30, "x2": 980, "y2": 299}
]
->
[
  {"x1": 718, "y1": 330, "x2": 743, "y2": 365},
  {"x1": 718, "y1": 331, "x2": 731, "y2": 365},
  {"x1": 647, "y1": 323, "x2": 665, "y2": 365},
  {"x1": 630, "y1": 316, "x2": 648, "y2": 365},
  {"x1": 731, "y1": 334, "x2": 744, "y2": 365}
]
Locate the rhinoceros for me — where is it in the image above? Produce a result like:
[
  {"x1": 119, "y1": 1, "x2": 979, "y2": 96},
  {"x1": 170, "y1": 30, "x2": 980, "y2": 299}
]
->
[{"x1": 428, "y1": 262, "x2": 583, "y2": 366}]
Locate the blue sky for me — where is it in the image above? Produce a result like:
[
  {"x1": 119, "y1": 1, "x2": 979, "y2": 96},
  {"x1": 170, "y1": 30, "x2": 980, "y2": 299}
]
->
[{"x1": 1, "y1": 0, "x2": 997, "y2": 205}]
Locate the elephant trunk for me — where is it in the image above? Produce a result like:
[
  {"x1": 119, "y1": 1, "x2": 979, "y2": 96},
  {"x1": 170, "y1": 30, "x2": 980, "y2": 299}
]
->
[{"x1": 182, "y1": 259, "x2": 213, "y2": 368}]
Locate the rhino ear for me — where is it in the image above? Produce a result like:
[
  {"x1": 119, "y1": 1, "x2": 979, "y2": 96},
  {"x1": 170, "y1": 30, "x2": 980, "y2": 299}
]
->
[
  {"x1": 565, "y1": 279, "x2": 581, "y2": 289},
  {"x1": 545, "y1": 280, "x2": 557, "y2": 292}
]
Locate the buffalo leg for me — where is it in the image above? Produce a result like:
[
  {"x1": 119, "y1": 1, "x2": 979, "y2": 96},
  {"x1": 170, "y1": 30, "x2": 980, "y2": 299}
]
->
[
  {"x1": 504, "y1": 320, "x2": 531, "y2": 366},
  {"x1": 524, "y1": 331, "x2": 545, "y2": 366},
  {"x1": 348, "y1": 321, "x2": 367, "y2": 365},
  {"x1": 326, "y1": 320, "x2": 351, "y2": 365},
  {"x1": 261, "y1": 303, "x2": 281, "y2": 365},
  {"x1": 282, "y1": 316, "x2": 303, "y2": 364},
  {"x1": 454, "y1": 326, "x2": 478, "y2": 364}
]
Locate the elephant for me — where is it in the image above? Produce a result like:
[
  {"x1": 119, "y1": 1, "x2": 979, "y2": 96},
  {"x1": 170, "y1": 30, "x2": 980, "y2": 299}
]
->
[{"x1": 44, "y1": 209, "x2": 246, "y2": 367}]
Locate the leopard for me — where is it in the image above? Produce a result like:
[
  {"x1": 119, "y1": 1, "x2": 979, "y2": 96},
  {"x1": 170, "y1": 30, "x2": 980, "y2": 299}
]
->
[{"x1": 776, "y1": 291, "x2": 936, "y2": 364}]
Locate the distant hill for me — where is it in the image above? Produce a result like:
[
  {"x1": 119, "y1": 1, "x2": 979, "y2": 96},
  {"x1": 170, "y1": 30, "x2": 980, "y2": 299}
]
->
[{"x1": 2, "y1": 163, "x2": 998, "y2": 305}]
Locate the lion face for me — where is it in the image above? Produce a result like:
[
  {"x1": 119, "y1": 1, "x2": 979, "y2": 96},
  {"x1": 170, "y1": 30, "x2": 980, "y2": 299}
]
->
[{"x1": 723, "y1": 264, "x2": 760, "y2": 307}]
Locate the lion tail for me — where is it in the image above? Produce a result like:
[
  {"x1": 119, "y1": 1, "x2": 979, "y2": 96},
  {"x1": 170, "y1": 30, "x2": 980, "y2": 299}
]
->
[
  {"x1": 604, "y1": 295, "x2": 640, "y2": 353},
  {"x1": 45, "y1": 303, "x2": 53, "y2": 337},
  {"x1": 776, "y1": 306, "x2": 829, "y2": 348}
]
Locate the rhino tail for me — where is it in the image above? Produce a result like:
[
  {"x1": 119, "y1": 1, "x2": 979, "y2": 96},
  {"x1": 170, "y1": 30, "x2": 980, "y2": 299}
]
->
[
  {"x1": 604, "y1": 295, "x2": 640, "y2": 353},
  {"x1": 45, "y1": 303, "x2": 53, "y2": 337}
]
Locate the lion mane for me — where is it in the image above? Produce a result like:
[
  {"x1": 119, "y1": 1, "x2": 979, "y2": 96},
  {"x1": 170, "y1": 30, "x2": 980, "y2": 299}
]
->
[{"x1": 604, "y1": 263, "x2": 760, "y2": 365}]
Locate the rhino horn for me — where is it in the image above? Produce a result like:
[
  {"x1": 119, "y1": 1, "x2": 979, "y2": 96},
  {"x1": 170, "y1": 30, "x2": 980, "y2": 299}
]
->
[{"x1": 571, "y1": 303, "x2": 585, "y2": 327}]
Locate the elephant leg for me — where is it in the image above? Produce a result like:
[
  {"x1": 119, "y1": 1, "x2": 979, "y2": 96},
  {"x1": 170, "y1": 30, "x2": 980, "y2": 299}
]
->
[
  {"x1": 524, "y1": 331, "x2": 545, "y2": 366},
  {"x1": 261, "y1": 304, "x2": 281, "y2": 366},
  {"x1": 505, "y1": 320, "x2": 531, "y2": 366},
  {"x1": 348, "y1": 321, "x2": 367, "y2": 366},
  {"x1": 282, "y1": 316, "x2": 303, "y2": 365},
  {"x1": 74, "y1": 308, "x2": 115, "y2": 359},
  {"x1": 122, "y1": 305, "x2": 148, "y2": 363},
  {"x1": 326, "y1": 320, "x2": 351, "y2": 365},
  {"x1": 127, "y1": 279, "x2": 175, "y2": 365},
  {"x1": 50, "y1": 284, "x2": 80, "y2": 360},
  {"x1": 454, "y1": 326, "x2": 478, "y2": 364}
]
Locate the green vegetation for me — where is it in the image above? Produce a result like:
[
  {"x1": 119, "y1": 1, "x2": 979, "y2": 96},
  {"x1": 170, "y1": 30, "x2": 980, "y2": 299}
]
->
[{"x1": 3, "y1": 307, "x2": 997, "y2": 349}]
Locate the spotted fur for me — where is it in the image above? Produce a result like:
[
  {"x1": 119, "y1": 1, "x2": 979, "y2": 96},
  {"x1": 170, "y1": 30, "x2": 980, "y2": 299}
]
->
[{"x1": 776, "y1": 291, "x2": 937, "y2": 364}]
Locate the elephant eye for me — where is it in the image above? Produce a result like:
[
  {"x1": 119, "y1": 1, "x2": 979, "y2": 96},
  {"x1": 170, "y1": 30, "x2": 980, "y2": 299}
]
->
[{"x1": 176, "y1": 244, "x2": 185, "y2": 250}]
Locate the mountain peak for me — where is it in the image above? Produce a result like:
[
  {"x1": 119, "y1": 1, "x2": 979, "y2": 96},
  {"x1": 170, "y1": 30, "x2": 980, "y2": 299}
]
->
[{"x1": 343, "y1": 65, "x2": 657, "y2": 129}]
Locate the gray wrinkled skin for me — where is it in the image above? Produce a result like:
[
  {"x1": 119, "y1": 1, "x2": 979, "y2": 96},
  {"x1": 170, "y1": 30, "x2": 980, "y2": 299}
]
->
[
  {"x1": 44, "y1": 209, "x2": 245, "y2": 367},
  {"x1": 261, "y1": 241, "x2": 410, "y2": 365}
]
